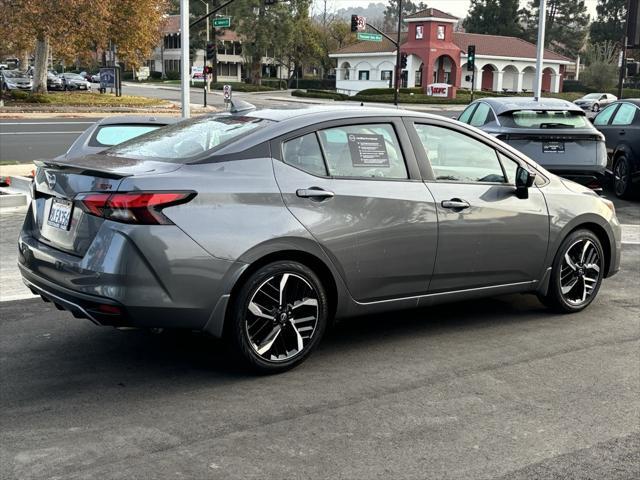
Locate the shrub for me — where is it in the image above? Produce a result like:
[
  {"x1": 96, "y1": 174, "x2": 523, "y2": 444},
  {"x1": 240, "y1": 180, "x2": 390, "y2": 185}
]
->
[
  {"x1": 9, "y1": 90, "x2": 51, "y2": 103},
  {"x1": 291, "y1": 89, "x2": 348, "y2": 100},
  {"x1": 165, "y1": 70, "x2": 180, "y2": 80},
  {"x1": 150, "y1": 71, "x2": 163, "y2": 80}
]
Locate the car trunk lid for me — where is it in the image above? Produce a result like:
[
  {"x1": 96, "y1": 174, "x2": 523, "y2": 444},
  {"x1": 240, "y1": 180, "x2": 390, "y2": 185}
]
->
[{"x1": 30, "y1": 155, "x2": 182, "y2": 256}]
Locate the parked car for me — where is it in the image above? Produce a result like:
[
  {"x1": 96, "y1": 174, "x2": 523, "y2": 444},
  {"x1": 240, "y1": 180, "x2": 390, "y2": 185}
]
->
[
  {"x1": 457, "y1": 97, "x2": 607, "y2": 190},
  {"x1": 1, "y1": 70, "x2": 32, "y2": 90},
  {"x1": 574, "y1": 93, "x2": 617, "y2": 113},
  {"x1": 19, "y1": 105, "x2": 621, "y2": 373},
  {"x1": 57, "y1": 116, "x2": 178, "y2": 160},
  {"x1": 46, "y1": 72, "x2": 64, "y2": 91},
  {"x1": 60, "y1": 73, "x2": 91, "y2": 90},
  {"x1": 593, "y1": 99, "x2": 640, "y2": 199},
  {"x1": 90, "y1": 72, "x2": 101, "y2": 83}
]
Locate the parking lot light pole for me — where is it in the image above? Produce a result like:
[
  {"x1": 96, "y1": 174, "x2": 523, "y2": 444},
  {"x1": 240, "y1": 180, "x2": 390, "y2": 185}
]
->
[
  {"x1": 180, "y1": 0, "x2": 190, "y2": 118},
  {"x1": 533, "y1": 0, "x2": 547, "y2": 101}
]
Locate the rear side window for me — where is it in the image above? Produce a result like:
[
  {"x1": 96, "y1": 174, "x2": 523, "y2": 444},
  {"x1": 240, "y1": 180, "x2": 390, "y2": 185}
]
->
[
  {"x1": 611, "y1": 103, "x2": 637, "y2": 126},
  {"x1": 282, "y1": 133, "x2": 327, "y2": 176},
  {"x1": 90, "y1": 124, "x2": 161, "y2": 147},
  {"x1": 317, "y1": 124, "x2": 408, "y2": 179},
  {"x1": 500, "y1": 110, "x2": 588, "y2": 129},
  {"x1": 414, "y1": 124, "x2": 506, "y2": 183}
]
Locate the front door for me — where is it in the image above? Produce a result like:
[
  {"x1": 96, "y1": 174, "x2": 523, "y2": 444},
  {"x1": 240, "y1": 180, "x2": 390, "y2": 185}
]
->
[
  {"x1": 272, "y1": 119, "x2": 438, "y2": 302},
  {"x1": 409, "y1": 121, "x2": 549, "y2": 293}
]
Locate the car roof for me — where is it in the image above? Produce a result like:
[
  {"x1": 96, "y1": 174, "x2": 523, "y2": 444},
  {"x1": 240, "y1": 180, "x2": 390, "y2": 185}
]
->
[
  {"x1": 245, "y1": 104, "x2": 436, "y2": 122},
  {"x1": 612, "y1": 98, "x2": 640, "y2": 107},
  {"x1": 94, "y1": 116, "x2": 179, "y2": 126},
  {"x1": 475, "y1": 96, "x2": 582, "y2": 114}
]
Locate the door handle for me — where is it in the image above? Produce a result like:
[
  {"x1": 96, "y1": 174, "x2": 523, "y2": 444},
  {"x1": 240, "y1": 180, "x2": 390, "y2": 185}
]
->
[
  {"x1": 296, "y1": 187, "x2": 335, "y2": 200},
  {"x1": 619, "y1": 130, "x2": 625, "y2": 135},
  {"x1": 441, "y1": 198, "x2": 470, "y2": 210}
]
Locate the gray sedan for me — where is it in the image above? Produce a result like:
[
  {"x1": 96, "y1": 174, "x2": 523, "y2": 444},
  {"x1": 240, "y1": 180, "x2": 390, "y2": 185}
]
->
[
  {"x1": 574, "y1": 93, "x2": 617, "y2": 113},
  {"x1": 18, "y1": 105, "x2": 621, "y2": 373}
]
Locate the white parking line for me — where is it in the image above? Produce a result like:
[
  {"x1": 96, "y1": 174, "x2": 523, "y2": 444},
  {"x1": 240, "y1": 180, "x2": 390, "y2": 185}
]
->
[{"x1": 621, "y1": 224, "x2": 640, "y2": 245}]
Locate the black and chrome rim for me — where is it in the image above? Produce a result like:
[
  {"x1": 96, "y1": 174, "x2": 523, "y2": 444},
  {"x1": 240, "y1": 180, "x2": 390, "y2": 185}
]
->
[
  {"x1": 245, "y1": 273, "x2": 319, "y2": 362},
  {"x1": 614, "y1": 159, "x2": 628, "y2": 197},
  {"x1": 560, "y1": 239, "x2": 601, "y2": 306}
]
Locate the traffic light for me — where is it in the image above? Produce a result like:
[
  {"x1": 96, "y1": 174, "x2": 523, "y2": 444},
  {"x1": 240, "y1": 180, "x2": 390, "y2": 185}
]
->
[
  {"x1": 264, "y1": 0, "x2": 277, "y2": 4},
  {"x1": 467, "y1": 45, "x2": 476, "y2": 71},
  {"x1": 351, "y1": 15, "x2": 359, "y2": 32},
  {"x1": 400, "y1": 52, "x2": 407, "y2": 69},
  {"x1": 203, "y1": 66, "x2": 213, "y2": 75},
  {"x1": 206, "y1": 42, "x2": 215, "y2": 61}
]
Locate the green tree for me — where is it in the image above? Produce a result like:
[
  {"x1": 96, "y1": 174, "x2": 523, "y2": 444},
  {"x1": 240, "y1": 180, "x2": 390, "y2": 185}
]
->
[
  {"x1": 520, "y1": 0, "x2": 590, "y2": 58},
  {"x1": 382, "y1": 0, "x2": 426, "y2": 32},
  {"x1": 589, "y1": 0, "x2": 627, "y2": 45},
  {"x1": 580, "y1": 41, "x2": 618, "y2": 90},
  {"x1": 462, "y1": 0, "x2": 522, "y2": 37}
]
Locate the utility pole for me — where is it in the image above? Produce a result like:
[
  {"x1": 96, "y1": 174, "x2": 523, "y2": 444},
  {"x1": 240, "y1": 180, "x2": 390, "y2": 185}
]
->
[
  {"x1": 212, "y1": 0, "x2": 218, "y2": 84},
  {"x1": 533, "y1": 0, "x2": 547, "y2": 101},
  {"x1": 180, "y1": 0, "x2": 190, "y2": 118},
  {"x1": 617, "y1": 0, "x2": 631, "y2": 99},
  {"x1": 394, "y1": 0, "x2": 403, "y2": 107}
]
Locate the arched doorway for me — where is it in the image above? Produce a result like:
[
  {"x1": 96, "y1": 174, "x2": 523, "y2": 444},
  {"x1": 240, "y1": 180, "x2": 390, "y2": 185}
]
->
[
  {"x1": 432, "y1": 55, "x2": 456, "y2": 85},
  {"x1": 340, "y1": 62, "x2": 351, "y2": 81},
  {"x1": 415, "y1": 62, "x2": 424, "y2": 87},
  {"x1": 542, "y1": 67, "x2": 554, "y2": 92},
  {"x1": 502, "y1": 65, "x2": 519, "y2": 92},
  {"x1": 522, "y1": 66, "x2": 535, "y2": 92},
  {"x1": 481, "y1": 64, "x2": 497, "y2": 91}
]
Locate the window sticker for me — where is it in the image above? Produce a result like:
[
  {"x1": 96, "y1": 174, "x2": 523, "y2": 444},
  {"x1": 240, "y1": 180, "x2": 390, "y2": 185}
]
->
[{"x1": 347, "y1": 133, "x2": 390, "y2": 167}]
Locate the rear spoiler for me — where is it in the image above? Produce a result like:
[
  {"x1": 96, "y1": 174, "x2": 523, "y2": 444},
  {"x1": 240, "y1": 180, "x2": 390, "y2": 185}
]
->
[{"x1": 35, "y1": 157, "x2": 134, "y2": 179}]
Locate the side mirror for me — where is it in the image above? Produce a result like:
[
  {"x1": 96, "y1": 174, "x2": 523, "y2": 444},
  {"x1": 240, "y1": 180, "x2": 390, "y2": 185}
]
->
[{"x1": 515, "y1": 166, "x2": 536, "y2": 199}]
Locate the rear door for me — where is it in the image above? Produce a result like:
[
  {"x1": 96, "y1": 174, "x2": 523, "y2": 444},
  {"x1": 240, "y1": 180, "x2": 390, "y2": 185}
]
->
[
  {"x1": 593, "y1": 103, "x2": 621, "y2": 160},
  {"x1": 407, "y1": 119, "x2": 549, "y2": 292},
  {"x1": 272, "y1": 117, "x2": 438, "y2": 302}
]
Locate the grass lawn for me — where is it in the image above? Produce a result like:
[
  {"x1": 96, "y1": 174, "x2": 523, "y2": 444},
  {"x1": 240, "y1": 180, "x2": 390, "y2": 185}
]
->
[{"x1": 3, "y1": 90, "x2": 168, "y2": 107}]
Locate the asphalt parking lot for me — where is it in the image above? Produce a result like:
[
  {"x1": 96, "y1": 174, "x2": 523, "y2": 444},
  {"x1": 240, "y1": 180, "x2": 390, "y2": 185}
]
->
[{"x1": 0, "y1": 201, "x2": 639, "y2": 479}]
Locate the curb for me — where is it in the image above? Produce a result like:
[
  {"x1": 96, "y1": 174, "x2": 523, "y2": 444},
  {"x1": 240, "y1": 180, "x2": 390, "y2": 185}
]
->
[{"x1": 0, "y1": 188, "x2": 28, "y2": 208}]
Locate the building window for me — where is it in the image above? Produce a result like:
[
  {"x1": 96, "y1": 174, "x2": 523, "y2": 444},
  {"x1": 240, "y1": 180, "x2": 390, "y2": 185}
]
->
[
  {"x1": 415, "y1": 69, "x2": 422, "y2": 87},
  {"x1": 234, "y1": 42, "x2": 242, "y2": 55},
  {"x1": 437, "y1": 25, "x2": 445, "y2": 40},
  {"x1": 358, "y1": 70, "x2": 369, "y2": 80},
  {"x1": 381, "y1": 70, "x2": 392, "y2": 81},
  {"x1": 416, "y1": 25, "x2": 424, "y2": 39}
]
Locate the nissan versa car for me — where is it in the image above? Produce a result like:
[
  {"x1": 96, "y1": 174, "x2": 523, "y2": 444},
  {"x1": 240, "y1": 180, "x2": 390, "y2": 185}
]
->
[
  {"x1": 457, "y1": 97, "x2": 608, "y2": 190},
  {"x1": 18, "y1": 105, "x2": 621, "y2": 372}
]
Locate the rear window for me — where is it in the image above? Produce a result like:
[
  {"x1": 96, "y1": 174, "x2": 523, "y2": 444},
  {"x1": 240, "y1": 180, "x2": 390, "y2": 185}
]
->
[
  {"x1": 90, "y1": 124, "x2": 162, "y2": 147},
  {"x1": 500, "y1": 110, "x2": 588, "y2": 129},
  {"x1": 105, "y1": 115, "x2": 271, "y2": 162}
]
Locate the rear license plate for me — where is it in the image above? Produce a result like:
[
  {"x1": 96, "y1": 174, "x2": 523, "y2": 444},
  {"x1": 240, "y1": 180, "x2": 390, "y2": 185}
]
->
[
  {"x1": 47, "y1": 198, "x2": 73, "y2": 230},
  {"x1": 543, "y1": 141, "x2": 565, "y2": 153}
]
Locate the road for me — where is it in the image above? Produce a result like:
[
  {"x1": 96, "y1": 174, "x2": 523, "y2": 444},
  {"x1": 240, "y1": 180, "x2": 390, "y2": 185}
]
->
[{"x1": 0, "y1": 235, "x2": 638, "y2": 479}]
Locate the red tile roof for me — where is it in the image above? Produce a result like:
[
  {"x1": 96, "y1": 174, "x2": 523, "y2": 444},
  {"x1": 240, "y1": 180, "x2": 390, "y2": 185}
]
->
[
  {"x1": 405, "y1": 8, "x2": 458, "y2": 20},
  {"x1": 332, "y1": 31, "x2": 572, "y2": 62},
  {"x1": 162, "y1": 15, "x2": 180, "y2": 34},
  {"x1": 453, "y1": 32, "x2": 572, "y2": 62}
]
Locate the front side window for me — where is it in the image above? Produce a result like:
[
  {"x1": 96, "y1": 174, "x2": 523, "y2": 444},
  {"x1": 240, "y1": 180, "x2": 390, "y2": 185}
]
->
[
  {"x1": 457, "y1": 104, "x2": 476, "y2": 124},
  {"x1": 282, "y1": 133, "x2": 327, "y2": 177},
  {"x1": 500, "y1": 110, "x2": 588, "y2": 129},
  {"x1": 611, "y1": 103, "x2": 638, "y2": 126},
  {"x1": 358, "y1": 70, "x2": 370, "y2": 81},
  {"x1": 106, "y1": 115, "x2": 270, "y2": 163},
  {"x1": 593, "y1": 103, "x2": 618, "y2": 126},
  {"x1": 317, "y1": 124, "x2": 407, "y2": 179},
  {"x1": 414, "y1": 124, "x2": 506, "y2": 183},
  {"x1": 469, "y1": 102, "x2": 495, "y2": 127}
]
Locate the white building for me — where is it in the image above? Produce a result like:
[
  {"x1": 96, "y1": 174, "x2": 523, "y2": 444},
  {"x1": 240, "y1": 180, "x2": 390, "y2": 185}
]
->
[{"x1": 330, "y1": 8, "x2": 573, "y2": 96}]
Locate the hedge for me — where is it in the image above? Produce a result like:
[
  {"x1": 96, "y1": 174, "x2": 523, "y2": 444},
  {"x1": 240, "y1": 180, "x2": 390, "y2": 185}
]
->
[{"x1": 291, "y1": 89, "x2": 348, "y2": 100}]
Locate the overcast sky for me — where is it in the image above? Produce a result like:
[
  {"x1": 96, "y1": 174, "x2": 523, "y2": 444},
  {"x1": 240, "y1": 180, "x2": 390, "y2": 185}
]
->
[{"x1": 313, "y1": 0, "x2": 599, "y2": 19}]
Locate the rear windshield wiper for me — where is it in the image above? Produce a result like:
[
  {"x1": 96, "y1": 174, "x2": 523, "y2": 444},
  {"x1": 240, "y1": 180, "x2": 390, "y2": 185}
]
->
[{"x1": 540, "y1": 123, "x2": 574, "y2": 129}]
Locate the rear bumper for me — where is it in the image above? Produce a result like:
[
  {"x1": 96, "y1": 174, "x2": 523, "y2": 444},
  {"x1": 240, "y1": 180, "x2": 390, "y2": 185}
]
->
[{"x1": 18, "y1": 213, "x2": 241, "y2": 333}]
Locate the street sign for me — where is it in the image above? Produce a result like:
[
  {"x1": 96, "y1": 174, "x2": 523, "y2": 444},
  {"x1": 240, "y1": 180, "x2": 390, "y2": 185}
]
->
[
  {"x1": 100, "y1": 67, "x2": 116, "y2": 88},
  {"x1": 427, "y1": 83, "x2": 450, "y2": 97},
  {"x1": 356, "y1": 16, "x2": 366, "y2": 31},
  {"x1": 223, "y1": 84, "x2": 232, "y2": 103},
  {"x1": 357, "y1": 32, "x2": 382, "y2": 42},
  {"x1": 213, "y1": 17, "x2": 231, "y2": 28}
]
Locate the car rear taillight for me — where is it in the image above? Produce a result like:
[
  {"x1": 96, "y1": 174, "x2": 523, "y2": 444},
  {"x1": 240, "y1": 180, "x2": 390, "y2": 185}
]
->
[{"x1": 76, "y1": 192, "x2": 195, "y2": 225}]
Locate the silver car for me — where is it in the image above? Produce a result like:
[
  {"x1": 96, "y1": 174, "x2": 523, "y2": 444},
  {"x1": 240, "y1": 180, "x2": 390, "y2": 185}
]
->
[
  {"x1": 574, "y1": 93, "x2": 617, "y2": 113},
  {"x1": 1, "y1": 70, "x2": 32, "y2": 90},
  {"x1": 18, "y1": 106, "x2": 621, "y2": 372},
  {"x1": 457, "y1": 97, "x2": 608, "y2": 191}
]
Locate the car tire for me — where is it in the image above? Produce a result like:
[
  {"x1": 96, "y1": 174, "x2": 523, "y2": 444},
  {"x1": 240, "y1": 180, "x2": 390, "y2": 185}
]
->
[
  {"x1": 613, "y1": 154, "x2": 634, "y2": 199},
  {"x1": 227, "y1": 261, "x2": 329, "y2": 373},
  {"x1": 539, "y1": 229, "x2": 605, "y2": 313},
  {"x1": 592, "y1": 103, "x2": 600, "y2": 112}
]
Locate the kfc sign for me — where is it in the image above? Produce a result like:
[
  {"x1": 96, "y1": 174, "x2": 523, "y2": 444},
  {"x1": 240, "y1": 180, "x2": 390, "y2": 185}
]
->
[{"x1": 426, "y1": 83, "x2": 449, "y2": 97}]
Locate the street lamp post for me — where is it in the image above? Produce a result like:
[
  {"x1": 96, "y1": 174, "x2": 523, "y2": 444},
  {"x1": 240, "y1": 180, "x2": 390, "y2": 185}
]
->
[
  {"x1": 533, "y1": 0, "x2": 547, "y2": 101},
  {"x1": 180, "y1": 0, "x2": 190, "y2": 118}
]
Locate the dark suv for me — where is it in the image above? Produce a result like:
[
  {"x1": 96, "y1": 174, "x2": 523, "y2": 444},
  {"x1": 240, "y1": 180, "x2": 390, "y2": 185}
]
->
[{"x1": 593, "y1": 99, "x2": 640, "y2": 199}]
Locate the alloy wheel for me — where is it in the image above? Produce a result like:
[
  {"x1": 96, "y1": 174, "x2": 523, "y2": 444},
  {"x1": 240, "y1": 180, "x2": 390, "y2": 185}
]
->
[
  {"x1": 559, "y1": 239, "x2": 601, "y2": 306},
  {"x1": 614, "y1": 158, "x2": 629, "y2": 197},
  {"x1": 245, "y1": 272, "x2": 319, "y2": 362}
]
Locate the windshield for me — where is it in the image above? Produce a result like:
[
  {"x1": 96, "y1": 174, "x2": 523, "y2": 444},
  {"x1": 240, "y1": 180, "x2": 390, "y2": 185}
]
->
[
  {"x1": 583, "y1": 93, "x2": 601, "y2": 100},
  {"x1": 106, "y1": 114, "x2": 270, "y2": 162},
  {"x1": 500, "y1": 110, "x2": 588, "y2": 129},
  {"x1": 2, "y1": 71, "x2": 18, "y2": 78}
]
